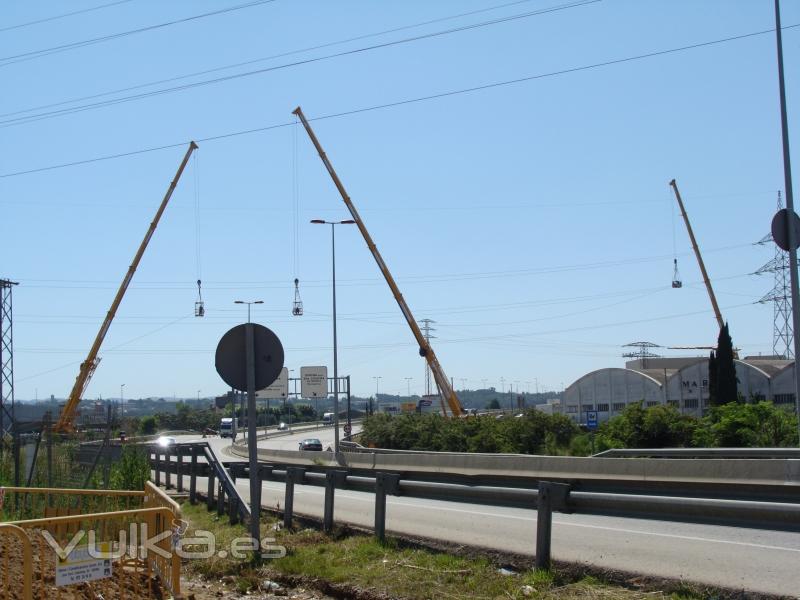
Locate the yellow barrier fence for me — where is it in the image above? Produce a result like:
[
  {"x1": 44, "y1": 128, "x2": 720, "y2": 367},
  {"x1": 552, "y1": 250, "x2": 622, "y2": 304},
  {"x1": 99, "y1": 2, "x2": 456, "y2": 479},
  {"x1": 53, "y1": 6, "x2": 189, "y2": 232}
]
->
[{"x1": 0, "y1": 483, "x2": 181, "y2": 600}]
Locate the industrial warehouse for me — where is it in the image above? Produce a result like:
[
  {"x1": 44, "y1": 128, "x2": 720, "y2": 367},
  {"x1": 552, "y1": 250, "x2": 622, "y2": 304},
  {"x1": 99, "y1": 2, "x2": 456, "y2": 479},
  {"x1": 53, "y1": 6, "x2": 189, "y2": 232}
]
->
[{"x1": 558, "y1": 354, "x2": 796, "y2": 424}]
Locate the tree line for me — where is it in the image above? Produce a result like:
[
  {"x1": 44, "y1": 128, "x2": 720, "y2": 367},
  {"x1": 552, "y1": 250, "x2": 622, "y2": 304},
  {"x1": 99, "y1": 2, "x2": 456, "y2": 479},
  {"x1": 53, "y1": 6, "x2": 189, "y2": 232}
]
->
[{"x1": 359, "y1": 400, "x2": 798, "y2": 455}]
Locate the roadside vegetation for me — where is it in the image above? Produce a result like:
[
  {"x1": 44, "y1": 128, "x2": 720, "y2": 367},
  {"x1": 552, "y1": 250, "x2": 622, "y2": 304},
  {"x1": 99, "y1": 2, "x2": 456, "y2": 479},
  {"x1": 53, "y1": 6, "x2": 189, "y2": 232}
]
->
[
  {"x1": 134, "y1": 401, "x2": 321, "y2": 435},
  {"x1": 180, "y1": 502, "x2": 704, "y2": 600},
  {"x1": 359, "y1": 401, "x2": 799, "y2": 456},
  {"x1": 0, "y1": 441, "x2": 150, "y2": 492}
]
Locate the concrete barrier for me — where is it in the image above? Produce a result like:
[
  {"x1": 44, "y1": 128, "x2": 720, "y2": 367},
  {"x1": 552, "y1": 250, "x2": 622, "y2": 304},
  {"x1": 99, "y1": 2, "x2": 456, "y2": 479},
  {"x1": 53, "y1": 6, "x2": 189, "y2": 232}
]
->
[{"x1": 230, "y1": 445, "x2": 800, "y2": 489}]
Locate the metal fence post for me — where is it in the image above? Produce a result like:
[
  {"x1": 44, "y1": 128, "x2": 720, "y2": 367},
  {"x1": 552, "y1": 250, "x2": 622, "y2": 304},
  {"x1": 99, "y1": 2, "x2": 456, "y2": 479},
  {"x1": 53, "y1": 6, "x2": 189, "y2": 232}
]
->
[
  {"x1": 217, "y1": 480, "x2": 225, "y2": 516},
  {"x1": 229, "y1": 495, "x2": 239, "y2": 525},
  {"x1": 164, "y1": 449, "x2": 172, "y2": 489},
  {"x1": 374, "y1": 472, "x2": 401, "y2": 543},
  {"x1": 284, "y1": 467, "x2": 305, "y2": 530},
  {"x1": 323, "y1": 470, "x2": 347, "y2": 533},
  {"x1": 206, "y1": 467, "x2": 216, "y2": 511},
  {"x1": 535, "y1": 481, "x2": 570, "y2": 570},
  {"x1": 176, "y1": 449, "x2": 184, "y2": 493},
  {"x1": 154, "y1": 449, "x2": 161, "y2": 487},
  {"x1": 189, "y1": 446, "x2": 198, "y2": 504}
]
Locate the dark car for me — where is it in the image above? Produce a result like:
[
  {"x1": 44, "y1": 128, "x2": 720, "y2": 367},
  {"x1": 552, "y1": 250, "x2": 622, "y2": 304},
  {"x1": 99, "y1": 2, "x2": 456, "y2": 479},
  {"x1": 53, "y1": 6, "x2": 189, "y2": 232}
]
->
[{"x1": 298, "y1": 438, "x2": 323, "y2": 452}]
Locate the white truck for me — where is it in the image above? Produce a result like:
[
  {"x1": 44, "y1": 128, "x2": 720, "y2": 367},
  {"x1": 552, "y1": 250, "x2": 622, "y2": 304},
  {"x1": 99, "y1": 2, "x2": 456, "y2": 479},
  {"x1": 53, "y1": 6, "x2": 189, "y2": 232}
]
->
[
  {"x1": 322, "y1": 412, "x2": 334, "y2": 426},
  {"x1": 219, "y1": 417, "x2": 238, "y2": 438}
]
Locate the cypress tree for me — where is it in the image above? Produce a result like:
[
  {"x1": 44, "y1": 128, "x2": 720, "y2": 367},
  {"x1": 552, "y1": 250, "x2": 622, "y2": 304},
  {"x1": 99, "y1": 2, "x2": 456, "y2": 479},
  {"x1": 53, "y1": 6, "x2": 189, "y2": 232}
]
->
[
  {"x1": 715, "y1": 322, "x2": 739, "y2": 405},
  {"x1": 708, "y1": 350, "x2": 718, "y2": 406}
]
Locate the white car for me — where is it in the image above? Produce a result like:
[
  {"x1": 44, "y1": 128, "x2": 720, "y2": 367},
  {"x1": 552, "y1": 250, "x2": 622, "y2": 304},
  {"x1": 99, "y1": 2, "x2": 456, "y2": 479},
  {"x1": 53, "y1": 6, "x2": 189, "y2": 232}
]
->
[
  {"x1": 157, "y1": 436, "x2": 176, "y2": 447},
  {"x1": 277, "y1": 422, "x2": 289, "y2": 431}
]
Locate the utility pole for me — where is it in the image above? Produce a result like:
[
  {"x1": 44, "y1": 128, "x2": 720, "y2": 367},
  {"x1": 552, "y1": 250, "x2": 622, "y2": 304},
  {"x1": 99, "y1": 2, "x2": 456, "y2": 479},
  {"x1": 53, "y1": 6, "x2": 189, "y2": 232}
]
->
[{"x1": 774, "y1": 0, "x2": 800, "y2": 443}]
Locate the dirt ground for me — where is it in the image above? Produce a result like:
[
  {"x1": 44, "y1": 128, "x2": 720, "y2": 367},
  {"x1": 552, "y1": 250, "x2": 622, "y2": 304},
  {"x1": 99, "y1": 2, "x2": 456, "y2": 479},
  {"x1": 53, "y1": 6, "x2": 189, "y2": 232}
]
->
[
  {"x1": 181, "y1": 573, "x2": 336, "y2": 600},
  {"x1": 0, "y1": 527, "x2": 166, "y2": 599}
]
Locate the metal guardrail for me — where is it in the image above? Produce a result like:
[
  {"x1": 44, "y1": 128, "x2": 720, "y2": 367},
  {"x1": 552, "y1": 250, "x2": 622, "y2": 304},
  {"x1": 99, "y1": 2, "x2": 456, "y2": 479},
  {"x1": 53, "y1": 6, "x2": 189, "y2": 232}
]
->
[
  {"x1": 593, "y1": 447, "x2": 800, "y2": 459},
  {"x1": 149, "y1": 442, "x2": 800, "y2": 571},
  {"x1": 147, "y1": 442, "x2": 251, "y2": 525}
]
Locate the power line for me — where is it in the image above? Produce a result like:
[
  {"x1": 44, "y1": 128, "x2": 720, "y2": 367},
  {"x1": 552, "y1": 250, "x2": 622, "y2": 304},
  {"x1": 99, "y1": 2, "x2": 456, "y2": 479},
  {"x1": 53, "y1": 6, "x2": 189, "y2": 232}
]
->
[
  {"x1": 0, "y1": 0, "x2": 277, "y2": 68},
  {"x1": 0, "y1": 0, "x2": 600, "y2": 127},
  {"x1": 0, "y1": 0, "x2": 134, "y2": 34},
  {"x1": 10, "y1": 246, "x2": 755, "y2": 290},
  {"x1": 0, "y1": 0, "x2": 543, "y2": 120},
  {"x1": 2, "y1": 23, "x2": 796, "y2": 179}
]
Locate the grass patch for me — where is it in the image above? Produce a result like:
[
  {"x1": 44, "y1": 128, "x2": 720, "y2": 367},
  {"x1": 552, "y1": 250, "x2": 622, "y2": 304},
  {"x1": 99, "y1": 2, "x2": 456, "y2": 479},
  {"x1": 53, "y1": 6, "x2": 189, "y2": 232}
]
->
[{"x1": 180, "y1": 502, "x2": 704, "y2": 600}]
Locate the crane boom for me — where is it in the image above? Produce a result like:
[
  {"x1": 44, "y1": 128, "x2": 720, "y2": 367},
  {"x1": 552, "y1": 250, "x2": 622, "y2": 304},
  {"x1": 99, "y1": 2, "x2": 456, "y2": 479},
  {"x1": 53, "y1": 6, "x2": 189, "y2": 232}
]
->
[
  {"x1": 54, "y1": 141, "x2": 198, "y2": 432},
  {"x1": 292, "y1": 107, "x2": 463, "y2": 417},
  {"x1": 669, "y1": 179, "x2": 725, "y2": 331}
]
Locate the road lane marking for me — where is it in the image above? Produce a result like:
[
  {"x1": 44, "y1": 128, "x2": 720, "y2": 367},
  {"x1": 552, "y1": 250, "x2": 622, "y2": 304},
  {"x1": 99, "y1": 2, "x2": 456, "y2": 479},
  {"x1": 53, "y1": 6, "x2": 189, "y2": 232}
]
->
[
  {"x1": 556, "y1": 521, "x2": 800, "y2": 554},
  {"x1": 245, "y1": 481, "x2": 800, "y2": 554}
]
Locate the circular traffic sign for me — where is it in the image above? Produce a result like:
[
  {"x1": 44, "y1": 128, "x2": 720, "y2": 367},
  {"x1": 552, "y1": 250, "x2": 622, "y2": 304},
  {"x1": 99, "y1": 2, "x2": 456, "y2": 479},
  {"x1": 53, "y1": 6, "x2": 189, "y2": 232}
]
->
[
  {"x1": 343, "y1": 423, "x2": 352, "y2": 435},
  {"x1": 771, "y1": 208, "x2": 800, "y2": 251},
  {"x1": 215, "y1": 323, "x2": 285, "y2": 392}
]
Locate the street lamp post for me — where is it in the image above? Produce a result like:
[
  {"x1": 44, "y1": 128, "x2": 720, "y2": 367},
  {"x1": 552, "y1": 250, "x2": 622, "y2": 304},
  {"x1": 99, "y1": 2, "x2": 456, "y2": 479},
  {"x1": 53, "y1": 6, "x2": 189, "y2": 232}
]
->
[
  {"x1": 311, "y1": 219, "x2": 355, "y2": 454},
  {"x1": 234, "y1": 299, "x2": 263, "y2": 323},
  {"x1": 120, "y1": 383, "x2": 125, "y2": 425},
  {"x1": 405, "y1": 377, "x2": 412, "y2": 397}
]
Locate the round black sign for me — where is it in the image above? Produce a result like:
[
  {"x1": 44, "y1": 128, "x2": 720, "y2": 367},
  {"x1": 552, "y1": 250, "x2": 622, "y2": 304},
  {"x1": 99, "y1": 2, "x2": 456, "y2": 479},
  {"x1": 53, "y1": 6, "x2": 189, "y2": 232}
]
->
[
  {"x1": 215, "y1": 323, "x2": 285, "y2": 392},
  {"x1": 771, "y1": 208, "x2": 800, "y2": 252}
]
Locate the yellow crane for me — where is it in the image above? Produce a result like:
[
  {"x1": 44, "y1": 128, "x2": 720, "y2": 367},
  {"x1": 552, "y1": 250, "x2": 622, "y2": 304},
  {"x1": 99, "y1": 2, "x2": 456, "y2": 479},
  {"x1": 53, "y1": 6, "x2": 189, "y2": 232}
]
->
[
  {"x1": 669, "y1": 179, "x2": 725, "y2": 331},
  {"x1": 54, "y1": 142, "x2": 198, "y2": 432},
  {"x1": 292, "y1": 107, "x2": 463, "y2": 417},
  {"x1": 669, "y1": 179, "x2": 738, "y2": 359}
]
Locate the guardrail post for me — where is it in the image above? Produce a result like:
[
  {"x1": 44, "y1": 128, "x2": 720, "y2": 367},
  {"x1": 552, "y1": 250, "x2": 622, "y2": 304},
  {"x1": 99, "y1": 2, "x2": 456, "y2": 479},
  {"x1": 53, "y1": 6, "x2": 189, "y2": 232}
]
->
[
  {"x1": 154, "y1": 449, "x2": 161, "y2": 487},
  {"x1": 206, "y1": 467, "x2": 216, "y2": 511},
  {"x1": 284, "y1": 467, "x2": 305, "y2": 530},
  {"x1": 229, "y1": 494, "x2": 239, "y2": 525},
  {"x1": 323, "y1": 470, "x2": 348, "y2": 533},
  {"x1": 217, "y1": 480, "x2": 225, "y2": 517},
  {"x1": 535, "y1": 481, "x2": 570, "y2": 571},
  {"x1": 176, "y1": 448, "x2": 184, "y2": 493},
  {"x1": 189, "y1": 446, "x2": 198, "y2": 504},
  {"x1": 164, "y1": 449, "x2": 172, "y2": 489},
  {"x1": 374, "y1": 472, "x2": 401, "y2": 543}
]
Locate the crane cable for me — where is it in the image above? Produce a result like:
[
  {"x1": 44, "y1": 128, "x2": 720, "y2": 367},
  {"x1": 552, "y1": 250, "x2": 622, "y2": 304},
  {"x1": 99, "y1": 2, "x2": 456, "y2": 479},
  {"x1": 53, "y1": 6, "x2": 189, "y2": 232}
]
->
[
  {"x1": 292, "y1": 115, "x2": 304, "y2": 316},
  {"x1": 670, "y1": 184, "x2": 682, "y2": 288},
  {"x1": 293, "y1": 114, "x2": 300, "y2": 278},
  {"x1": 194, "y1": 151, "x2": 205, "y2": 315}
]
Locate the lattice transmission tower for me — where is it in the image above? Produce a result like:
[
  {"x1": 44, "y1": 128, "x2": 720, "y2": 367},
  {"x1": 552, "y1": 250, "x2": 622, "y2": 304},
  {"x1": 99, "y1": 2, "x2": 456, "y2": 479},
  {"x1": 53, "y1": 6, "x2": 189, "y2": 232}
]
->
[
  {"x1": 622, "y1": 341, "x2": 662, "y2": 369},
  {"x1": 419, "y1": 319, "x2": 436, "y2": 396},
  {"x1": 755, "y1": 192, "x2": 794, "y2": 359},
  {"x1": 0, "y1": 279, "x2": 18, "y2": 456}
]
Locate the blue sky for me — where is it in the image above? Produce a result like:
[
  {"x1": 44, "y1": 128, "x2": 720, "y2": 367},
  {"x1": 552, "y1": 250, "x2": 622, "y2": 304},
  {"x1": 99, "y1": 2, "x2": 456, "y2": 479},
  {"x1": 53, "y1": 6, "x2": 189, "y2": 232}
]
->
[{"x1": 1, "y1": 0, "x2": 798, "y2": 402}]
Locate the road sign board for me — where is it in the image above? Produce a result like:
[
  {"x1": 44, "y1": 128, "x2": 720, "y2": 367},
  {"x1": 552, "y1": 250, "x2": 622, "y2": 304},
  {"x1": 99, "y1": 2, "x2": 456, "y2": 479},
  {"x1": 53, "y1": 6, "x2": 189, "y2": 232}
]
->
[
  {"x1": 301, "y1": 366, "x2": 328, "y2": 398},
  {"x1": 420, "y1": 394, "x2": 437, "y2": 407},
  {"x1": 343, "y1": 423, "x2": 352, "y2": 435},
  {"x1": 257, "y1": 367, "x2": 288, "y2": 399},
  {"x1": 586, "y1": 411, "x2": 598, "y2": 431},
  {"x1": 56, "y1": 543, "x2": 112, "y2": 587},
  {"x1": 215, "y1": 323, "x2": 284, "y2": 392}
]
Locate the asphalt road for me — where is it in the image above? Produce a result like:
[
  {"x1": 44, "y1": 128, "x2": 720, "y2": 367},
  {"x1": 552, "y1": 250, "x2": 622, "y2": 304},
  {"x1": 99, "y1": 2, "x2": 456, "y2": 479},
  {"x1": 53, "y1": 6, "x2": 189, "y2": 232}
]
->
[{"x1": 163, "y1": 431, "x2": 800, "y2": 596}]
